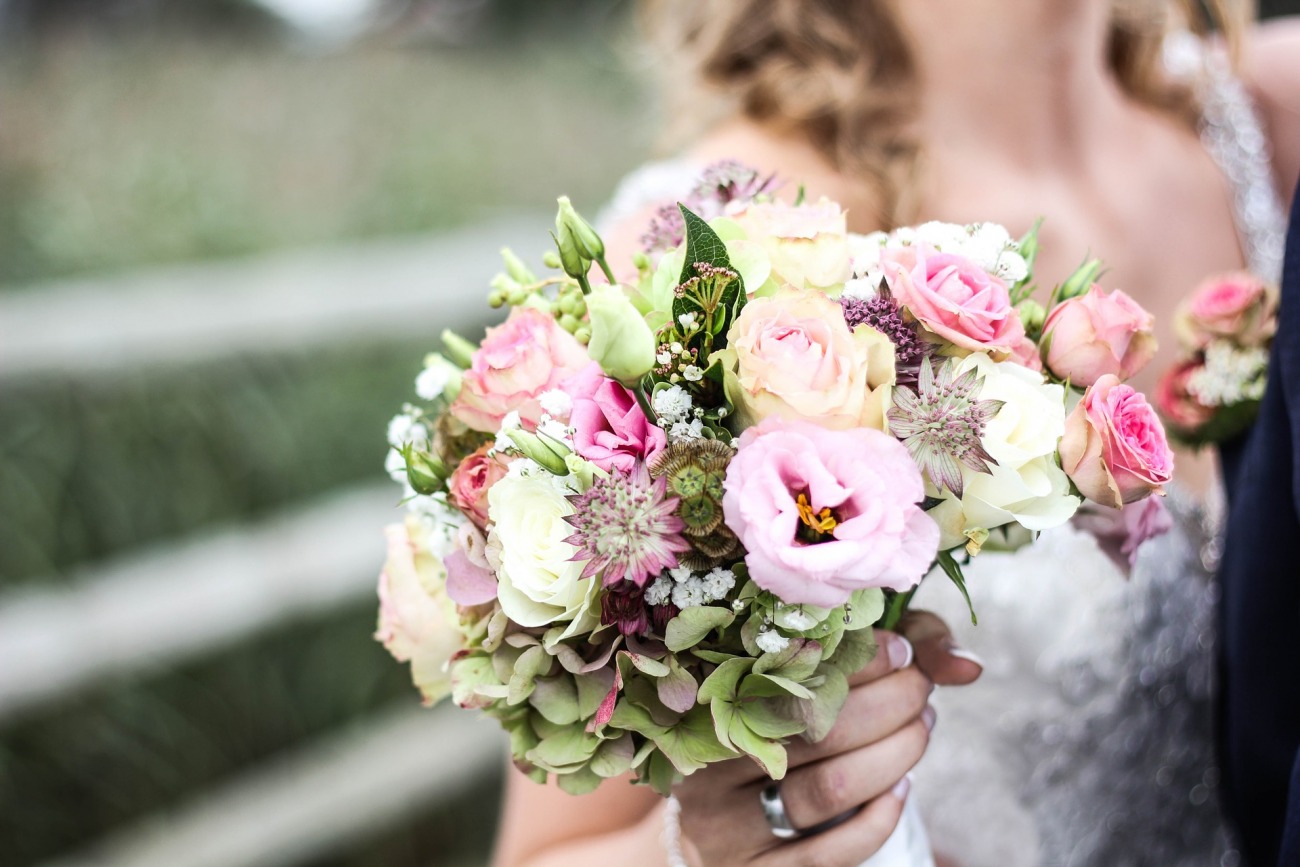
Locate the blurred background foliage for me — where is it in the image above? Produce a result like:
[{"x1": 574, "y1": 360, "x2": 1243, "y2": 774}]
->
[
  {"x1": 0, "y1": 2, "x2": 643, "y2": 865},
  {"x1": 3, "y1": 1, "x2": 1300, "y2": 866}
]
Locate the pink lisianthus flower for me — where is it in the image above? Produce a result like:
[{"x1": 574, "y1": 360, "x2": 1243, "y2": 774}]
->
[
  {"x1": 1175, "y1": 272, "x2": 1276, "y2": 349},
  {"x1": 882, "y1": 244, "x2": 1025, "y2": 356},
  {"x1": 447, "y1": 444, "x2": 509, "y2": 529},
  {"x1": 722, "y1": 417, "x2": 940, "y2": 607},
  {"x1": 450, "y1": 307, "x2": 590, "y2": 433},
  {"x1": 1072, "y1": 496, "x2": 1173, "y2": 578},
  {"x1": 1042, "y1": 284, "x2": 1157, "y2": 386},
  {"x1": 563, "y1": 362, "x2": 666, "y2": 473},
  {"x1": 1060, "y1": 374, "x2": 1175, "y2": 508}
]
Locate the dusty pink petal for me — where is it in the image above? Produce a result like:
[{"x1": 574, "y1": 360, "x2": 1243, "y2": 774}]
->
[{"x1": 444, "y1": 549, "x2": 498, "y2": 606}]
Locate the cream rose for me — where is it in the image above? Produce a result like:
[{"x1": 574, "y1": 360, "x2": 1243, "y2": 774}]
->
[
  {"x1": 728, "y1": 199, "x2": 852, "y2": 292},
  {"x1": 374, "y1": 519, "x2": 465, "y2": 705},
  {"x1": 714, "y1": 288, "x2": 895, "y2": 432},
  {"x1": 486, "y1": 470, "x2": 599, "y2": 638},
  {"x1": 928, "y1": 354, "x2": 1081, "y2": 550}
]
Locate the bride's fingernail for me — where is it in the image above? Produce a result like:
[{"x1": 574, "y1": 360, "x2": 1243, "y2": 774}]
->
[
  {"x1": 946, "y1": 643, "x2": 984, "y2": 670},
  {"x1": 885, "y1": 633, "x2": 914, "y2": 670},
  {"x1": 921, "y1": 704, "x2": 937, "y2": 732},
  {"x1": 891, "y1": 773, "x2": 914, "y2": 801}
]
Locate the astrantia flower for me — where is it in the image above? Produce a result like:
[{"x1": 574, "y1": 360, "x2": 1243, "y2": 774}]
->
[
  {"x1": 641, "y1": 160, "x2": 776, "y2": 253},
  {"x1": 564, "y1": 464, "x2": 690, "y2": 587},
  {"x1": 888, "y1": 357, "x2": 1004, "y2": 498}
]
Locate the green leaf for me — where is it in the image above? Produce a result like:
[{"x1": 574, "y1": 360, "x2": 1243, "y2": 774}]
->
[
  {"x1": 556, "y1": 766, "x2": 604, "y2": 795},
  {"x1": 938, "y1": 550, "x2": 978, "y2": 625},
  {"x1": 657, "y1": 655, "x2": 699, "y2": 714},
  {"x1": 507, "y1": 645, "x2": 550, "y2": 705},
  {"x1": 697, "y1": 657, "x2": 754, "y2": 704},
  {"x1": 791, "y1": 664, "x2": 849, "y2": 743},
  {"x1": 526, "y1": 724, "x2": 602, "y2": 773},
  {"x1": 590, "y1": 733, "x2": 636, "y2": 778},
  {"x1": 528, "y1": 675, "x2": 580, "y2": 725},
  {"x1": 691, "y1": 649, "x2": 735, "y2": 665},
  {"x1": 736, "y1": 699, "x2": 807, "y2": 740},
  {"x1": 621, "y1": 651, "x2": 670, "y2": 678},
  {"x1": 825, "y1": 626, "x2": 879, "y2": 678},
  {"x1": 741, "y1": 673, "x2": 814, "y2": 701},
  {"x1": 575, "y1": 668, "x2": 617, "y2": 720},
  {"x1": 665, "y1": 606, "x2": 737, "y2": 651},
  {"x1": 646, "y1": 750, "x2": 680, "y2": 797},
  {"x1": 844, "y1": 588, "x2": 886, "y2": 630},
  {"x1": 728, "y1": 718, "x2": 788, "y2": 779},
  {"x1": 677, "y1": 205, "x2": 734, "y2": 284},
  {"x1": 653, "y1": 705, "x2": 740, "y2": 776},
  {"x1": 754, "y1": 638, "x2": 822, "y2": 682},
  {"x1": 608, "y1": 700, "x2": 667, "y2": 740}
]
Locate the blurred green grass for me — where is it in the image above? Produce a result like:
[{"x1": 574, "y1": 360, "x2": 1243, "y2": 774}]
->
[{"x1": 0, "y1": 32, "x2": 648, "y2": 287}]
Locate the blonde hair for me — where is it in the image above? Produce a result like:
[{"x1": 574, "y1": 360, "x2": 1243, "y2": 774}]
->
[{"x1": 643, "y1": 0, "x2": 1256, "y2": 226}]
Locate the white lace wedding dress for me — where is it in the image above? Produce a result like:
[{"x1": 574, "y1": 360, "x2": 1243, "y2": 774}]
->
[{"x1": 600, "y1": 35, "x2": 1285, "y2": 867}]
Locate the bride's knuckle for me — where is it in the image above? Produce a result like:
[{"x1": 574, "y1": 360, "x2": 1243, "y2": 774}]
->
[{"x1": 804, "y1": 763, "x2": 850, "y2": 816}]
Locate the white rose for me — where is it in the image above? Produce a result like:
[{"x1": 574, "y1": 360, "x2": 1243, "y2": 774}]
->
[
  {"x1": 487, "y1": 471, "x2": 599, "y2": 637},
  {"x1": 728, "y1": 199, "x2": 851, "y2": 292},
  {"x1": 930, "y1": 354, "x2": 1081, "y2": 550}
]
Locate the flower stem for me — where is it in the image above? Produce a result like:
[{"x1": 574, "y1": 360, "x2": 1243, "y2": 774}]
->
[{"x1": 878, "y1": 587, "x2": 917, "y2": 632}]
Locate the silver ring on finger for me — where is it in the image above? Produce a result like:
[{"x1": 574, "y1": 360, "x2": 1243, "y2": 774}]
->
[{"x1": 759, "y1": 783, "x2": 801, "y2": 840}]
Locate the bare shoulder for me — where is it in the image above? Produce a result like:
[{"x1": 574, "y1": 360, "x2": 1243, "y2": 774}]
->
[{"x1": 1245, "y1": 18, "x2": 1300, "y2": 206}]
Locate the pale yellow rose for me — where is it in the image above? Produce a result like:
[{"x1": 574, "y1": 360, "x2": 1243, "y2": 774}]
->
[
  {"x1": 714, "y1": 288, "x2": 895, "y2": 432},
  {"x1": 374, "y1": 518, "x2": 465, "y2": 705},
  {"x1": 728, "y1": 199, "x2": 852, "y2": 292}
]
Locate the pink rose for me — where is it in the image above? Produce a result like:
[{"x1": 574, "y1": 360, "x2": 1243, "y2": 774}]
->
[
  {"x1": 563, "y1": 362, "x2": 666, "y2": 473},
  {"x1": 1060, "y1": 375, "x2": 1175, "y2": 508},
  {"x1": 375, "y1": 521, "x2": 464, "y2": 705},
  {"x1": 450, "y1": 307, "x2": 590, "y2": 433},
  {"x1": 722, "y1": 417, "x2": 939, "y2": 607},
  {"x1": 1175, "y1": 272, "x2": 1276, "y2": 349},
  {"x1": 1155, "y1": 359, "x2": 1214, "y2": 432},
  {"x1": 882, "y1": 244, "x2": 1025, "y2": 355},
  {"x1": 1071, "y1": 497, "x2": 1173, "y2": 578},
  {"x1": 1042, "y1": 285, "x2": 1157, "y2": 386},
  {"x1": 448, "y1": 444, "x2": 509, "y2": 529}
]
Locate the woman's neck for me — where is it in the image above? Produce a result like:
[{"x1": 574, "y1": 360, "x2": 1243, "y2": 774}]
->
[{"x1": 893, "y1": 0, "x2": 1138, "y2": 169}]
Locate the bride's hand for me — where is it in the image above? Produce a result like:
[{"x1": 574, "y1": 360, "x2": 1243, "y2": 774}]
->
[{"x1": 673, "y1": 629, "x2": 936, "y2": 867}]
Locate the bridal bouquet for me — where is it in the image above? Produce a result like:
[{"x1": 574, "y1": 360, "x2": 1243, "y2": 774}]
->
[
  {"x1": 375, "y1": 163, "x2": 1175, "y2": 795},
  {"x1": 1156, "y1": 272, "x2": 1277, "y2": 446}
]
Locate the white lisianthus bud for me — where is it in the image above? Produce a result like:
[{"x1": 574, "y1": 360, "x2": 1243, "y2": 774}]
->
[{"x1": 586, "y1": 284, "x2": 657, "y2": 386}]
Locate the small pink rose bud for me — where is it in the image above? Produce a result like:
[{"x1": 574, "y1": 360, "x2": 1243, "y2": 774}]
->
[{"x1": 1043, "y1": 285, "x2": 1157, "y2": 386}]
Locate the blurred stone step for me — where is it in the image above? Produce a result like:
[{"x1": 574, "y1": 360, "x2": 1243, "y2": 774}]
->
[
  {"x1": 39, "y1": 702, "x2": 502, "y2": 867},
  {"x1": 0, "y1": 214, "x2": 545, "y2": 381},
  {"x1": 0, "y1": 482, "x2": 402, "y2": 722}
]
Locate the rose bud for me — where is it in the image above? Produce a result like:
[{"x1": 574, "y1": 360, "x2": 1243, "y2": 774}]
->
[{"x1": 1043, "y1": 285, "x2": 1157, "y2": 386}]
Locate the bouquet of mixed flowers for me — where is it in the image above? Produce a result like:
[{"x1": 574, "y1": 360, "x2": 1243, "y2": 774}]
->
[
  {"x1": 1156, "y1": 272, "x2": 1277, "y2": 446},
  {"x1": 375, "y1": 163, "x2": 1175, "y2": 796}
]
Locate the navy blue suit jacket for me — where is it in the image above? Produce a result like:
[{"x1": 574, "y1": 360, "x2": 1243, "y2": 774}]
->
[{"x1": 1219, "y1": 180, "x2": 1300, "y2": 867}]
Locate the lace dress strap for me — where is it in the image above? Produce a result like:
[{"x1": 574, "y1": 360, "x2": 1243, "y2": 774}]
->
[{"x1": 1164, "y1": 31, "x2": 1288, "y2": 283}]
